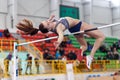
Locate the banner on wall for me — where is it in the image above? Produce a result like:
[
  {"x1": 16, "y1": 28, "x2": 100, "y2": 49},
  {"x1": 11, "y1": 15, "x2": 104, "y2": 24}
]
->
[{"x1": 60, "y1": 5, "x2": 79, "y2": 19}]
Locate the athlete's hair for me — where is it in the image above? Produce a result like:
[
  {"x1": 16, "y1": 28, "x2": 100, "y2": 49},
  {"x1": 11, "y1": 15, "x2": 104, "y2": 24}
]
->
[
  {"x1": 16, "y1": 19, "x2": 39, "y2": 35},
  {"x1": 16, "y1": 19, "x2": 50, "y2": 35},
  {"x1": 30, "y1": 28, "x2": 39, "y2": 35},
  {"x1": 39, "y1": 23, "x2": 49, "y2": 33}
]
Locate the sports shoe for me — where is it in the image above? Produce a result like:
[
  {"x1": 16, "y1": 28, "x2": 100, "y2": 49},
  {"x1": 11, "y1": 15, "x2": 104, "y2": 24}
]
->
[{"x1": 86, "y1": 55, "x2": 93, "y2": 69}]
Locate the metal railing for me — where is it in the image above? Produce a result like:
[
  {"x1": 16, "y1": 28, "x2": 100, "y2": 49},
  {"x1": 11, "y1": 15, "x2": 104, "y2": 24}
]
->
[
  {"x1": 1, "y1": 60, "x2": 120, "y2": 78},
  {"x1": 0, "y1": 39, "x2": 43, "y2": 59}
]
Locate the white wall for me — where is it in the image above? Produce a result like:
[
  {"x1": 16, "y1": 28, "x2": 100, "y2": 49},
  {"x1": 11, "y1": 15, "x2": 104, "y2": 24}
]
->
[
  {"x1": 83, "y1": 2, "x2": 90, "y2": 23},
  {"x1": 17, "y1": 0, "x2": 50, "y2": 27},
  {"x1": 0, "y1": 0, "x2": 50, "y2": 30},
  {"x1": 82, "y1": 0, "x2": 112, "y2": 36},
  {"x1": 93, "y1": 6, "x2": 112, "y2": 24},
  {"x1": 112, "y1": 7, "x2": 120, "y2": 38},
  {"x1": 0, "y1": 0, "x2": 8, "y2": 29},
  {"x1": 50, "y1": 0, "x2": 60, "y2": 19}
]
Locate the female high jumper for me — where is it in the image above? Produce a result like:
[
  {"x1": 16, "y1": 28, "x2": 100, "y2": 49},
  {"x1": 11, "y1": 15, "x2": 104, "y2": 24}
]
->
[{"x1": 16, "y1": 15, "x2": 105, "y2": 69}]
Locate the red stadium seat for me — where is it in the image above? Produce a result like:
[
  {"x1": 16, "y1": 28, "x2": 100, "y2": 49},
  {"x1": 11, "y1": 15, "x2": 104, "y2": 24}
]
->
[
  {"x1": 49, "y1": 47, "x2": 55, "y2": 51},
  {"x1": 45, "y1": 43, "x2": 54, "y2": 47},
  {"x1": 0, "y1": 29, "x2": 4, "y2": 32}
]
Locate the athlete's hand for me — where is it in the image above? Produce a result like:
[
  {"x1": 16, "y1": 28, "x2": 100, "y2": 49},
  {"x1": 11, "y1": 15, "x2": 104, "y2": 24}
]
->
[
  {"x1": 47, "y1": 15, "x2": 55, "y2": 22},
  {"x1": 54, "y1": 41, "x2": 60, "y2": 49}
]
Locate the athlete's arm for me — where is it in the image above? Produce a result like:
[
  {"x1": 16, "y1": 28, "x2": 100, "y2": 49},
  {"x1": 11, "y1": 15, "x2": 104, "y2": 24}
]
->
[
  {"x1": 54, "y1": 25, "x2": 64, "y2": 49},
  {"x1": 47, "y1": 15, "x2": 55, "y2": 22}
]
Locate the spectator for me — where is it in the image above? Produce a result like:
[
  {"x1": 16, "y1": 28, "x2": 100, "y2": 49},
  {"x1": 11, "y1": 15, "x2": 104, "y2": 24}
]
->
[
  {"x1": 0, "y1": 65, "x2": 3, "y2": 79},
  {"x1": 55, "y1": 48, "x2": 61, "y2": 59},
  {"x1": 59, "y1": 47, "x2": 65, "y2": 56},
  {"x1": 87, "y1": 42, "x2": 93, "y2": 52},
  {"x1": 67, "y1": 50, "x2": 77, "y2": 60},
  {"x1": 16, "y1": 56, "x2": 22, "y2": 75},
  {"x1": 34, "y1": 58, "x2": 39, "y2": 74},
  {"x1": 99, "y1": 43, "x2": 108, "y2": 53},
  {"x1": 66, "y1": 36, "x2": 72, "y2": 44},
  {"x1": 60, "y1": 36, "x2": 68, "y2": 47},
  {"x1": 62, "y1": 55, "x2": 67, "y2": 61},
  {"x1": 97, "y1": 56, "x2": 102, "y2": 60},
  {"x1": 4, "y1": 52, "x2": 13, "y2": 75},
  {"x1": 103, "y1": 56, "x2": 107, "y2": 60},
  {"x1": 117, "y1": 40, "x2": 120, "y2": 49},
  {"x1": 0, "y1": 32, "x2": 2, "y2": 37},
  {"x1": 43, "y1": 48, "x2": 54, "y2": 60},
  {"x1": 112, "y1": 41, "x2": 118, "y2": 49},
  {"x1": 3, "y1": 29, "x2": 10, "y2": 38},
  {"x1": 109, "y1": 45, "x2": 114, "y2": 52},
  {"x1": 106, "y1": 51, "x2": 114, "y2": 60},
  {"x1": 40, "y1": 41, "x2": 46, "y2": 51},
  {"x1": 60, "y1": 42, "x2": 66, "y2": 48},
  {"x1": 113, "y1": 47, "x2": 119, "y2": 60},
  {"x1": 25, "y1": 54, "x2": 32, "y2": 75},
  {"x1": 6, "y1": 52, "x2": 12, "y2": 60}
]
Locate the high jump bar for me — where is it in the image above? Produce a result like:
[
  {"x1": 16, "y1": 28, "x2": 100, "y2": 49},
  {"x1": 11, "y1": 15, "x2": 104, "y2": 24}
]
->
[{"x1": 17, "y1": 22, "x2": 120, "y2": 46}]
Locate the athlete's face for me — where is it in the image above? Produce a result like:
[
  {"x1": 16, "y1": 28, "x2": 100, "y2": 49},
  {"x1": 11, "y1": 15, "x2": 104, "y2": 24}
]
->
[{"x1": 42, "y1": 21, "x2": 53, "y2": 31}]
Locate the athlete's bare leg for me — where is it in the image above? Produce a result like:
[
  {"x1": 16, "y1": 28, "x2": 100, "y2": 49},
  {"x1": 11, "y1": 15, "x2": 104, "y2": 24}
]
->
[
  {"x1": 74, "y1": 34, "x2": 87, "y2": 55},
  {"x1": 81, "y1": 22, "x2": 105, "y2": 58},
  {"x1": 76, "y1": 22, "x2": 105, "y2": 69}
]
